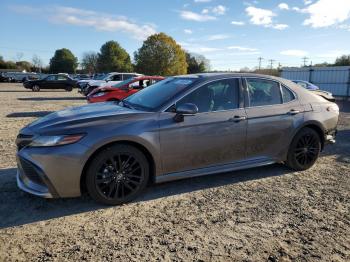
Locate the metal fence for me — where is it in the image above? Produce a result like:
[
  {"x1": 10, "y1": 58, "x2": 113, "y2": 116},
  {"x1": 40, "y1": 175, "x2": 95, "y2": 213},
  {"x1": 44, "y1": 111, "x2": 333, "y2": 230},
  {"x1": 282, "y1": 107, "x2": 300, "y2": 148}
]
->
[{"x1": 281, "y1": 66, "x2": 350, "y2": 97}]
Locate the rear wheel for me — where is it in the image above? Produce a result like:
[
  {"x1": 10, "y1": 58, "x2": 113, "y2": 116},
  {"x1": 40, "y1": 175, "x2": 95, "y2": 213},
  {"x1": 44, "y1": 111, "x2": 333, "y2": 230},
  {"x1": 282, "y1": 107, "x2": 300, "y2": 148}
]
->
[
  {"x1": 65, "y1": 85, "x2": 73, "y2": 92},
  {"x1": 32, "y1": 85, "x2": 40, "y2": 92},
  {"x1": 286, "y1": 127, "x2": 321, "y2": 171},
  {"x1": 85, "y1": 144, "x2": 149, "y2": 205}
]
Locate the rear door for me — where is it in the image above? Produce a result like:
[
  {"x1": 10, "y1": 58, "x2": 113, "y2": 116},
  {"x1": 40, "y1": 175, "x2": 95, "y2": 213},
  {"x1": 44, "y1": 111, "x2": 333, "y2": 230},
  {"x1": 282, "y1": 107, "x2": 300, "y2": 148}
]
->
[
  {"x1": 43, "y1": 75, "x2": 57, "y2": 89},
  {"x1": 159, "y1": 78, "x2": 247, "y2": 174},
  {"x1": 243, "y1": 77, "x2": 304, "y2": 160},
  {"x1": 56, "y1": 75, "x2": 69, "y2": 89}
]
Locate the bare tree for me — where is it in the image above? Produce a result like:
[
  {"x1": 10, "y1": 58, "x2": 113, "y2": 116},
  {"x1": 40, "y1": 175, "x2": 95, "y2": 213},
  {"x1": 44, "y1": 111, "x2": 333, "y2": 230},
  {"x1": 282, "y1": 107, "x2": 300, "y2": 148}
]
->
[
  {"x1": 16, "y1": 52, "x2": 24, "y2": 62},
  {"x1": 81, "y1": 51, "x2": 98, "y2": 74},
  {"x1": 32, "y1": 55, "x2": 43, "y2": 72}
]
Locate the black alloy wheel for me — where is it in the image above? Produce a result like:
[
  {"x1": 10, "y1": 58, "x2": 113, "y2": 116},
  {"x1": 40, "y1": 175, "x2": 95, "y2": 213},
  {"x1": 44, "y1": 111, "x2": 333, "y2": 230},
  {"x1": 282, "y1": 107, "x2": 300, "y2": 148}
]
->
[
  {"x1": 286, "y1": 127, "x2": 321, "y2": 170},
  {"x1": 86, "y1": 144, "x2": 149, "y2": 205}
]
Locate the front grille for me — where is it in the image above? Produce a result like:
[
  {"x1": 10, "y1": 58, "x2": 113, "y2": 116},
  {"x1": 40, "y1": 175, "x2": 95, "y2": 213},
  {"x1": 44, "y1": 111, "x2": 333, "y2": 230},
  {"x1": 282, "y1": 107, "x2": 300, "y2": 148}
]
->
[
  {"x1": 16, "y1": 134, "x2": 33, "y2": 150},
  {"x1": 19, "y1": 158, "x2": 45, "y2": 186}
]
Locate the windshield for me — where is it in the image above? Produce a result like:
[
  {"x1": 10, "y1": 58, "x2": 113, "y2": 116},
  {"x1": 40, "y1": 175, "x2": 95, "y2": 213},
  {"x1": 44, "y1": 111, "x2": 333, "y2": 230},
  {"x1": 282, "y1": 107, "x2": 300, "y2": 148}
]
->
[
  {"x1": 124, "y1": 77, "x2": 197, "y2": 111},
  {"x1": 112, "y1": 78, "x2": 134, "y2": 88}
]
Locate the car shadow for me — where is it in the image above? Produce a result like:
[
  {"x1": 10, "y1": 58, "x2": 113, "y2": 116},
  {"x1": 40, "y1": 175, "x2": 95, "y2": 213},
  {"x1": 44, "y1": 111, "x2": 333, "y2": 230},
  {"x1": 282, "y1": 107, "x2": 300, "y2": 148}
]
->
[
  {"x1": 0, "y1": 164, "x2": 292, "y2": 229},
  {"x1": 18, "y1": 97, "x2": 85, "y2": 101},
  {"x1": 6, "y1": 111, "x2": 54, "y2": 118},
  {"x1": 0, "y1": 90, "x2": 66, "y2": 93}
]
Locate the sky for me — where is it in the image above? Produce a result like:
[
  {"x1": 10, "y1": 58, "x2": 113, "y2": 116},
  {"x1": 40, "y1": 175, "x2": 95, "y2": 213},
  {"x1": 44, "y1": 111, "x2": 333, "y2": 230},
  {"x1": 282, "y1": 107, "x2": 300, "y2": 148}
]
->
[{"x1": 1, "y1": 0, "x2": 350, "y2": 71}]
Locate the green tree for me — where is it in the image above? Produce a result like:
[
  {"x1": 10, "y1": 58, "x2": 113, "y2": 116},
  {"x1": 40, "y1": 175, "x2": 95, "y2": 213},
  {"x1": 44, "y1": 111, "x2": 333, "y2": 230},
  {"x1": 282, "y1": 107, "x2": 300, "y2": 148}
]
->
[
  {"x1": 334, "y1": 55, "x2": 350, "y2": 66},
  {"x1": 186, "y1": 52, "x2": 209, "y2": 74},
  {"x1": 134, "y1": 33, "x2": 187, "y2": 76},
  {"x1": 97, "y1": 41, "x2": 133, "y2": 72},
  {"x1": 49, "y1": 48, "x2": 78, "y2": 73}
]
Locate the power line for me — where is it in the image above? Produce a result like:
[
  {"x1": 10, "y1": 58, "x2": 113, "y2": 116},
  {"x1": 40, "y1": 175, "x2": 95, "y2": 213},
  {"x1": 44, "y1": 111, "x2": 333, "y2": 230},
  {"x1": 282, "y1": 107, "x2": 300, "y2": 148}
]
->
[
  {"x1": 302, "y1": 56, "x2": 309, "y2": 66},
  {"x1": 258, "y1": 57, "x2": 264, "y2": 70}
]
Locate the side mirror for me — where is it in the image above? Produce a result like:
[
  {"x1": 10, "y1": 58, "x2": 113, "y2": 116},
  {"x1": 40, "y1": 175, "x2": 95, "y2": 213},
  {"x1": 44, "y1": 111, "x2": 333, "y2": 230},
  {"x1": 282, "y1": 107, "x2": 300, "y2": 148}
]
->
[{"x1": 173, "y1": 103, "x2": 198, "y2": 122}]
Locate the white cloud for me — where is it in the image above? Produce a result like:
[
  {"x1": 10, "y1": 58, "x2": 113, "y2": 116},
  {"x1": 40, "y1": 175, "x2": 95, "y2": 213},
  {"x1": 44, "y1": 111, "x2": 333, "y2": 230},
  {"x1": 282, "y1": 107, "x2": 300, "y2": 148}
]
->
[
  {"x1": 316, "y1": 50, "x2": 350, "y2": 58},
  {"x1": 180, "y1": 10, "x2": 216, "y2": 22},
  {"x1": 245, "y1": 6, "x2": 288, "y2": 30},
  {"x1": 207, "y1": 34, "x2": 230, "y2": 40},
  {"x1": 272, "y1": 23, "x2": 289, "y2": 30},
  {"x1": 212, "y1": 5, "x2": 227, "y2": 15},
  {"x1": 228, "y1": 46, "x2": 258, "y2": 52},
  {"x1": 194, "y1": 0, "x2": 212, "y2": 2},
  {"x1": 179, "y1": 42, "x2": 222, "y2": 53},
  {"x1": 9, "y1": 5, "x2": 156, "y2": 40},
  {"x1": 278, "y1": 3, "x2": 289, "y2": 10},
  {"x1": 231, "y1": 21, "x2": 245, "y2": 26},
  {"x1": 184, "y1": 29, "x2": 193, "y2": 34},
  {"x1": 304, "y1": 0, "x2": 313, "y2": 5},
  {"x1": 245, "y1": 6, "x2": 276, "y2": 26},
  {"x1": 202, "y1": 8, "x2": 209, "y2": 14},
  {"x1": 280, "y1": 50, "x2": 308, "y2": 56},
  {"x1": 303, "y1": 0, "x2": 350, "y2": 28}
]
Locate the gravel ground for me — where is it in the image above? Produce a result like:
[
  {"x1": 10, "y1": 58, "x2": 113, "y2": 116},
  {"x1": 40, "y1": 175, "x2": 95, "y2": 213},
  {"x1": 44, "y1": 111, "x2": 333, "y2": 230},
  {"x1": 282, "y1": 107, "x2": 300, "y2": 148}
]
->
[{"x1": 0, "y1": 83, "x2": 349, "y2": 262}]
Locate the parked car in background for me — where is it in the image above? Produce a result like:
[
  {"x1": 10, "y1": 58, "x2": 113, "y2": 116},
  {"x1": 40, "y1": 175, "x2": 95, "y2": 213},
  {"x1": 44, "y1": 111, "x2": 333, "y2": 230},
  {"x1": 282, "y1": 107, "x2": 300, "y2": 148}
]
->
[
  {"x1": 2, "y1": 72, "x2": 39, "y2": 83},
  {"x1": 292, "y1": 80, "x2": 335, "y2": 102},
  {"x1": 23, "y1": 74, "x2": 77, "y2": 91},
  {"x1": 16, "y1": 73, "x2": 339, "y2": 205},
  {"x1": 87, "y1": 76, "x2": 165, "y2": 103},
  {"x1": 77, "y1": 73, "x2": 106, "y2": 91},
  {"x1": 0, "y1": 72, "x2": 12, "y2": 82},
  {"x1": 80, "y1": 72, "x2": 143, "y2": 96},
  {"x1": 74, "y1": 74, "x2": 91, "y2": 81}
]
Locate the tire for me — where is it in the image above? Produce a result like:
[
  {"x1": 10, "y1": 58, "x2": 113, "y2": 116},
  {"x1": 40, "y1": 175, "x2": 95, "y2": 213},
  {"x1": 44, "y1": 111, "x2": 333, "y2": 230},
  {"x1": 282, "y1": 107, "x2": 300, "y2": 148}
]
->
[
  {"x1": 65, "y1": 85, "x2": 73, "y2": 92},
  {"x1": 32, "y1": 85, "x2": 40, "y2": 92},
  {"x1": 286, "y1": 127, "x2": 321, "y2": 171},
  {"x1": 85, "y1": 144, "x2": 149, "y2": 205}
]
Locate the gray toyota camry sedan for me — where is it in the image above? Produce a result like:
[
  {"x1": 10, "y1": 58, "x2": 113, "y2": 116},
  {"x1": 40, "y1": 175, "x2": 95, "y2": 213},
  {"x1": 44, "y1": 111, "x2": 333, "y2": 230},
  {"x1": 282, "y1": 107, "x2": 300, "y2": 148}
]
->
[{"x1": 16, "y1": 73, "x2": 339, "y2": 205}]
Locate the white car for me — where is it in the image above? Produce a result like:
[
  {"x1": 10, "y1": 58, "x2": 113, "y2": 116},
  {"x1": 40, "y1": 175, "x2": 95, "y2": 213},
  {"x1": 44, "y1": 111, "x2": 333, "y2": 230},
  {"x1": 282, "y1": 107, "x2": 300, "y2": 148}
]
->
[{"x1": 79, "y1": 72, "x2": 143, "y2": 95}]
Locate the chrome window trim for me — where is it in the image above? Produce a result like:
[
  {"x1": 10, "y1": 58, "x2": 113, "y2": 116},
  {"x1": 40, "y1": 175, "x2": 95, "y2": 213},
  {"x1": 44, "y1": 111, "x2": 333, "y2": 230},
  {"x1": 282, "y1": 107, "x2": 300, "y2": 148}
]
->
[{"x1": 161, "y1": 77, "x2": 244, "y2": 113}]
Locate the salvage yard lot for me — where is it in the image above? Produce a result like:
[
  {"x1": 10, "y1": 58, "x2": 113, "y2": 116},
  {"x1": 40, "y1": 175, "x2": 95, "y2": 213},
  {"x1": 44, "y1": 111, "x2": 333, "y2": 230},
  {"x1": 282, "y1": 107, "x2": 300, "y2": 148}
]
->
[{"x1": 0, "y1": 83, "x2": 349, "y2": 261}]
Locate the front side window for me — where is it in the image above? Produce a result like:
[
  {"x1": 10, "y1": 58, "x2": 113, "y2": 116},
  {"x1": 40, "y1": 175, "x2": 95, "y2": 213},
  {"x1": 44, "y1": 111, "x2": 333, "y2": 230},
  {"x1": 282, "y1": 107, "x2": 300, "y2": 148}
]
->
[
  {"x1": 177, "y1": 79, "x2": 239, "y2": 113},
  {"x1": 46, "y1": 75, "x2": 55, "y2": 81},
  {"x1": 57, "y1": 75, "x2": 67, "y2": 81},
  {"x1": 246, "y1": 78, "x2": 282, "y2": 107}
]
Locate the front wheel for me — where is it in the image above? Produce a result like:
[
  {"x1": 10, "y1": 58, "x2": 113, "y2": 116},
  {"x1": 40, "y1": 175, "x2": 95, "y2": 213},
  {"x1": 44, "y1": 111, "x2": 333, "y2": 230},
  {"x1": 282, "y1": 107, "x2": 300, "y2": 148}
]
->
[
  {"x1": 286, "y1": 127, "x2": 321, "y2": 171},
  {"x1": 85, "y1": 144, "x2": 149, "y2": 205}
]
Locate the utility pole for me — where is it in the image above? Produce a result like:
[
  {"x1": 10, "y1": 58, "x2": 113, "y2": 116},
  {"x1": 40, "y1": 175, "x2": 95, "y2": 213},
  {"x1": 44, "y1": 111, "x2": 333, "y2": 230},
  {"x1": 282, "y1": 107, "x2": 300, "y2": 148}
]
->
[
  {"x1": 268, "y1": 59, "x2": 275, "y2": 70},
  {"x1": 258, "y1": 57, "x2": 264, "y2": 70},
  {"x1": 302, "y1": 57, "x2": 309, "y2": 67}
]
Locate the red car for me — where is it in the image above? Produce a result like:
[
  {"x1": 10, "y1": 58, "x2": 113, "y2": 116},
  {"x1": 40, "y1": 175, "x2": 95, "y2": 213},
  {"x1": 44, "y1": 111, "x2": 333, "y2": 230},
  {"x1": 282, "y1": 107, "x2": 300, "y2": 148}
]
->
[{"x1": 87, "y1": 76, "x2": 165, "y2": 103}]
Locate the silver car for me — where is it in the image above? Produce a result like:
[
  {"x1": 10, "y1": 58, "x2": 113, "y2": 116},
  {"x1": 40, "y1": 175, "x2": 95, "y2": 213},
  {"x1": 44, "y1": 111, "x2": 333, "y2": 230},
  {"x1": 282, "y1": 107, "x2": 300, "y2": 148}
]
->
[{"x1": 16, "y1": 73, "x2": 339, "y2": 205}]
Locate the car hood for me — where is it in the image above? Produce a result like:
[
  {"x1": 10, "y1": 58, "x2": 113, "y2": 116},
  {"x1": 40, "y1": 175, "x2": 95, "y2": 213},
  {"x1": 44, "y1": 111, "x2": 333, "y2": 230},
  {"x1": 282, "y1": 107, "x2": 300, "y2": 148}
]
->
[{"x1": 21, "y1": 102, "x2": 144, "y2": 134}]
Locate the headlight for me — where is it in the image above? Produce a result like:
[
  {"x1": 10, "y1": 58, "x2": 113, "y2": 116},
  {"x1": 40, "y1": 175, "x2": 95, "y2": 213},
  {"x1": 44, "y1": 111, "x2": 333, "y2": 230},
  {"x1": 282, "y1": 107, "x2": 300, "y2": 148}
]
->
[
  {"x1": 29, "y1": 134, "x2": 85, "y2": 147},
  {"x1": 93, "y1": 92, "x2": 106, "y2": 97}
]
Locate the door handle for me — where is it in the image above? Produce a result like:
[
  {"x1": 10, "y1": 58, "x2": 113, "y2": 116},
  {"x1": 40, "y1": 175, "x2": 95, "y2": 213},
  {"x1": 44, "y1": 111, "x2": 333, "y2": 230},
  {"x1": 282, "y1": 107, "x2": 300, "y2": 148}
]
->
[
  {"x1": 229, "y1": 115, "x2": 247, "y2": 122},
  {"x1": 288, "y1": 109, "x2": 300, "y2": 115}
]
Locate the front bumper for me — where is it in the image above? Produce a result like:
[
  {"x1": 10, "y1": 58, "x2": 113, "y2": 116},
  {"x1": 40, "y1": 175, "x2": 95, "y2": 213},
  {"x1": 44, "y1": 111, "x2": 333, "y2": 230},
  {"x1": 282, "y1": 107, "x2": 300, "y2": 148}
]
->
[
  {"x1": 16, "y1": 142, "x2": 91, "y2": 198},
  {"x1": 17, "y1": 156, "x2": 56, "y2": 198}
]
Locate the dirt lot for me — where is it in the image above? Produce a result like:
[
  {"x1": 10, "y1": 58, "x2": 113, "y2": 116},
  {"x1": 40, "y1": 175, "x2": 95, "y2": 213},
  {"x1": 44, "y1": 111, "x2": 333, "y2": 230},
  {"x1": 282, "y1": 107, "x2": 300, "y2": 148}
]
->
[{"x1": 0, "y1": 83, "x2": 349, "y2": 261}]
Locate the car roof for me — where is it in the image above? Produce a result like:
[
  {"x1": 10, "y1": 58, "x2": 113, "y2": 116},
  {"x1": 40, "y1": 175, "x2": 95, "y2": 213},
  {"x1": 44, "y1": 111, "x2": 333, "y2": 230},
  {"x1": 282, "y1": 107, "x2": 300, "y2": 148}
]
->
[
  {"x1": 174, "y1": 72, "x2": 285, "y2": 81},
  {"x1": 133, "y1": 76, "x2": 165, "y2": 80}
]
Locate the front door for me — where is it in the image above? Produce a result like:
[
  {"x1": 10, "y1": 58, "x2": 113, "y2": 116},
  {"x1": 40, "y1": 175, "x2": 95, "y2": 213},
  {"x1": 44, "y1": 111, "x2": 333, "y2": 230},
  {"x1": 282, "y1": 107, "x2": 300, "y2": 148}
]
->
[{"x1": 159, "y1": 78, "x2": 247, "y2": 175}]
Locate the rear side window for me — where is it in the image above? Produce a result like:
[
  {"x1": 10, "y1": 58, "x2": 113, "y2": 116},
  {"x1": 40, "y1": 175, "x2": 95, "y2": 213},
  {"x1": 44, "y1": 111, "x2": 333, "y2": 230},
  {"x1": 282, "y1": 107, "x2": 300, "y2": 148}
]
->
[
  {"x1": 281, "y1": 85, "x2": 295, "y2": 103},
  {"x1": 111, "y1": 75, "x2": 122, "y2": 81},
  {"x1": 123, "y1": 74, "x2": 134, "y2": 80},
  {"x1": 246, "y1": 78, "x2": 282, "y2": 107}
]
